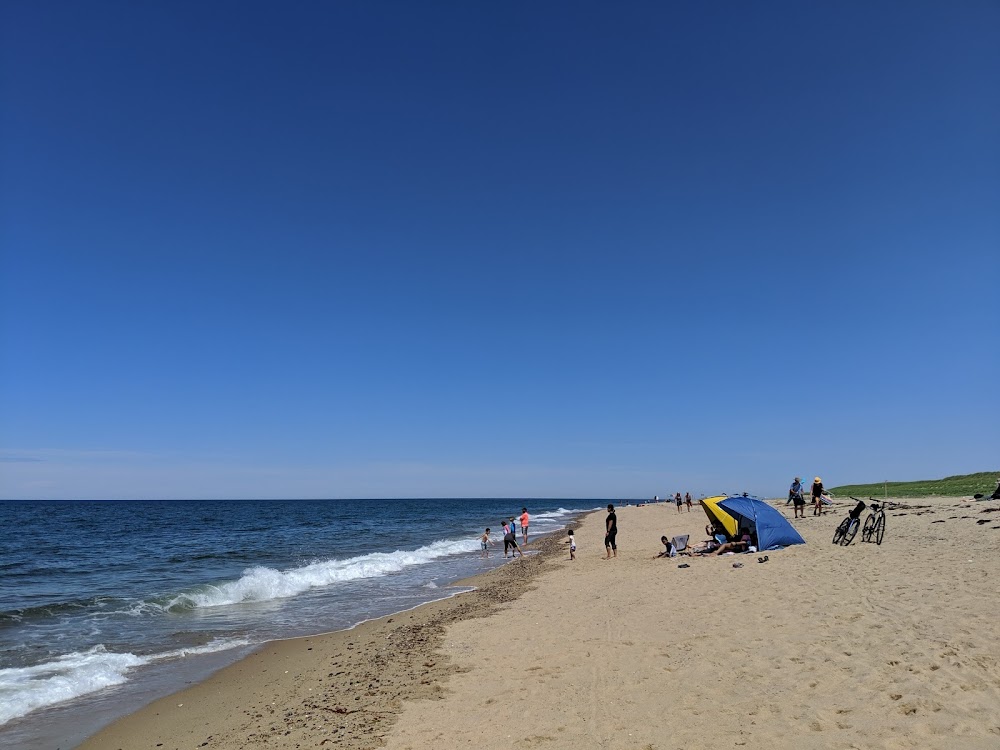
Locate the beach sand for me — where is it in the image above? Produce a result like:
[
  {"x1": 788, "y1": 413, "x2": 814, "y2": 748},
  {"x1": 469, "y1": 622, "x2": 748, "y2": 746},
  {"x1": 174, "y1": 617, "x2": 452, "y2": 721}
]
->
[{"x1": 79, "y1": 497, "x2": 1000, "y2": 750}]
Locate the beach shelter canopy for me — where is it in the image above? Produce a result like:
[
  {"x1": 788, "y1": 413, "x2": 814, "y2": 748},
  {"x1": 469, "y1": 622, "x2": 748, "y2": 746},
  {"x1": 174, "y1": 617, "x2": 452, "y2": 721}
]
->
[
  {"x1": 700, "y1": 496, "x2": 737, "y2": 538},
  {"x1": 701, "y1": 495, "x2": 805, "y2": 551}
]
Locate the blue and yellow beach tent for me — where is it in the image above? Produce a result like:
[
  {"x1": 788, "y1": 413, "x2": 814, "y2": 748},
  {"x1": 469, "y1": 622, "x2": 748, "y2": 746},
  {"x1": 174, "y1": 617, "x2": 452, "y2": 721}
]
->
[{"x1": 701, "y1": 495, "x2": 805, "y2": 550}]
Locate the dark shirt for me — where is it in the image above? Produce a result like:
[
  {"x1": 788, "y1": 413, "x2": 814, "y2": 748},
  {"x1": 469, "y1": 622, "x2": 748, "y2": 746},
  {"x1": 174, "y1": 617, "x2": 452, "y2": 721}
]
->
[
  {"x1": 606, "y1": 511, "x2": 617, "y2": 534},
  {"x1": 811, "y1": 482, "x2": 823, "y2": 498}
]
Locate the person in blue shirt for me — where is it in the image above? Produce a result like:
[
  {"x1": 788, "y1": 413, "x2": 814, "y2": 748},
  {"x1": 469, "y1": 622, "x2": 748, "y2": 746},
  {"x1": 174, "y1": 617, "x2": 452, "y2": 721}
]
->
[{"x1": 788, "y1": 477, "x2": 805, "y2": 517}]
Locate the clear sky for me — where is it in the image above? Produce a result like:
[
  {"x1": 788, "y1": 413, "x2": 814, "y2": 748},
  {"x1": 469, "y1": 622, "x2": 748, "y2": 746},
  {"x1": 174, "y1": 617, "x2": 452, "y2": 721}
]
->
[{"x1": 1, "y1": 1, "x2": 997, "y2": 500}]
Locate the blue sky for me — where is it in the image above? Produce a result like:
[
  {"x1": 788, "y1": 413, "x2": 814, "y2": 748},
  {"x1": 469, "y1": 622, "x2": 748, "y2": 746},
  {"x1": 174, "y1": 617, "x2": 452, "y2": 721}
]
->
[{"x1": 1, "y1": 1, "x2": 997, "y2": 500}]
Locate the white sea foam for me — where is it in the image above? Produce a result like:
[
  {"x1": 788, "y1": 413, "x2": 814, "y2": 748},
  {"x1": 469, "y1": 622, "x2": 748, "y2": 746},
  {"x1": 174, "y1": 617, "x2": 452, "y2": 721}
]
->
[
  {"x1": 0, "y1": 638, "x2": 247, "y2": 726},
  {"x1": 168, "y1": 537, "x2": 479, "y2": 610}
]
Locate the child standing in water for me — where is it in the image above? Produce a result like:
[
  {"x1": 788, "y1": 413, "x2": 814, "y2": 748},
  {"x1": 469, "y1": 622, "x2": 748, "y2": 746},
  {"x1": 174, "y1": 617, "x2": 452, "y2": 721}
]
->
[
  {"x1": 480, "y1": 528, "x2": 495, "y2": 557},
  {"x1": 567, "y1": 529, "x2": 576, "y2": 560}
]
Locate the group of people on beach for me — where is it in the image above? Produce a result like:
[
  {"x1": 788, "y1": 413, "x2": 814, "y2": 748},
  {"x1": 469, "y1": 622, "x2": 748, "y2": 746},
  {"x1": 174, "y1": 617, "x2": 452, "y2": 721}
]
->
[
  {"x1": 631, "y1": 493, "x2": 695, "y2": 511},
  {"x1": 655, "y1": 521, "x2": 756, "y2": 558},
  {"x1": 481, "y1": 504, "x2": 620, "y2": 562},
  {"x1": 480, "y1": 508, "x2": 531, "y2": 558},
  {"x1": 787, "y1": 476, "x2": 826, "y2": 518},
  {"x1": 482, "y1": 479, "x2": 829, "y2": 565}
]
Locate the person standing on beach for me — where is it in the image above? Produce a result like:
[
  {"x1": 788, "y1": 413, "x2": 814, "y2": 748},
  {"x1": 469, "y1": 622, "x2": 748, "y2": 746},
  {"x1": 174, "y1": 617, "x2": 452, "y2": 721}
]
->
[
  {"x1": 675, "y1": 493, "x2": 683, "y2": 513},
  {"x1": 787, "y1": 477, "x2": 802, "y2": 505},
  {"x1": 520, "y1": 507, "x2": 530, "y2": 545},
  {"x1": 604, "y1": 504, "x2": 617, "y2": 559},
  {"x1": 811, "y1": 477, "x2": 824, "y2": 516},
  {"x1": 790, "y1": 477, "x2": 805, "y2": 518},
  {"x1": 685, "y1": 492, "x2": 693, "y2": 512},
  {"x1": 567, "y1": 529, "x2": 576, "y2": 560},
  {"x1": 480, "y1": 528, "x2": 495, "y2": 558},
  {"x1": 503, "y1": 522, "x2": 524, "y2": 558}
]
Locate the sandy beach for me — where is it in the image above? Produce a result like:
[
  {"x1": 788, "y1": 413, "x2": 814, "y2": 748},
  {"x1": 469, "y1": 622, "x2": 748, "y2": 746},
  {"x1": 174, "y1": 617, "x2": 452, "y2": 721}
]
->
[{"x1": 80, "y1": 497, "x2": 1000, "y2": 750}]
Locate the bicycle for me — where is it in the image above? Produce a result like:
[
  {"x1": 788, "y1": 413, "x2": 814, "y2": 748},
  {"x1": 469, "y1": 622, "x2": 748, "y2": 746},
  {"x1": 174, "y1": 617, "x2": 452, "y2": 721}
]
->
[
  {"x1": 860, "y1": 497, "x2": 887, "y2": 545},
  {"x1": 832, "y1": 499, "x2": 867, "y2": 546}
]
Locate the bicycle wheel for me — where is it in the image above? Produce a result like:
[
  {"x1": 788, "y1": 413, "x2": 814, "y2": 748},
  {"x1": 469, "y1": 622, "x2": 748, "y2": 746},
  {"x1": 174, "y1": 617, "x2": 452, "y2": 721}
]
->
[
  {"x1": 841, "y1": 518, "x2": 860, "y2": 546},
  {"x1": 861, "y1": 514, "x2": 876, "y2": 542},
  {"x1": 832, "y1": 518, "x2": 849, "y2": 545},
  {"x1": 874, "y1": 513, "x2": 885, "y2": 545}
]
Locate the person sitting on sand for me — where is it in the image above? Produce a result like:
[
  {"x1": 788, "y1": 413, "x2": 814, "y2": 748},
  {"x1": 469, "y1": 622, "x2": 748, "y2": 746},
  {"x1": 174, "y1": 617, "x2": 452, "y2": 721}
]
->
[
  {"x1": 705, "y1": 521, "x2": 726, "y2": 539},
  {"x1": 714, "y1": 528, "x2": 753, "y2": 555},
  {"x1": 653, "y1": 536, "x2": 673, "y2": 558}
]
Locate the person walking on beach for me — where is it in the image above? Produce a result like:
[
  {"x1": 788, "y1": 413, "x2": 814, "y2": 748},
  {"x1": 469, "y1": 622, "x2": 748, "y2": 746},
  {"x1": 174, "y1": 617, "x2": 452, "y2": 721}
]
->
[
  {"x1": 604, "y1": 504, "x2": 618, "y2": 559},
  {"x1": 567, "y1": 529, "x2": 576, "y2": 560},
  {"x1": 787, "y1": 477, "x2": 802, "y2": 505},
  {"x1": 480, "y1": 528, "x2": 496, "y2": 558},
  {"x1": 684, "y1": 492, "x2": 693, "y2": 512},
  {"x1": 811, "y1": 477, "x2": 824, "y2": 516},
  {"x1": 789, "y1": 477, "x2": 805, "y2": 518},
  {"x1": 520, "y1": 507, "x2": 530, "y2": 545},
  {"x1": 675, "y1": 493, "x2": 683, "y2": 513},
  {"x1": 503, "y1": 521, "x2": 524, "y2": 558}
]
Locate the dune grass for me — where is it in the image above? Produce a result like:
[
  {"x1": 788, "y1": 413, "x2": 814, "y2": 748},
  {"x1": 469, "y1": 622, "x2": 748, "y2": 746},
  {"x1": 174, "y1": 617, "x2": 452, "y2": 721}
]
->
[{"x1": 828, "y1": 471, "x2": 999, "y2": 498}]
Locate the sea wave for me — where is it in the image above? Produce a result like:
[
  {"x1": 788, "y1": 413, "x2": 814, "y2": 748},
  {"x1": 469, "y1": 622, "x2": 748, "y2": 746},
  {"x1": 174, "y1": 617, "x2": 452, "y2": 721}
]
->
[
  {"x1": 0, "y1": 638, "x2": 247, "y2": 726},
  {"x1": 166, "y1": 537, "x2": 480, "y2": 611}
]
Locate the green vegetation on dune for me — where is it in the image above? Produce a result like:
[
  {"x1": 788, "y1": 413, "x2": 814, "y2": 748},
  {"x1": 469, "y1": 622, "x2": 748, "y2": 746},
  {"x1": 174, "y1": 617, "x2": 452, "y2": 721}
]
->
[{"x1": 828, "y1": 471, "x2": 1000, "y2": 498}]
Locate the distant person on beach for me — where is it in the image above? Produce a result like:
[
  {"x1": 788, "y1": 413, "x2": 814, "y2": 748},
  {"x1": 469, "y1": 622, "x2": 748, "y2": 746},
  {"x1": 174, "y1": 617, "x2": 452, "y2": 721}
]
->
[
  {"x1": 501, "y1": 521, "x2": 514, "y2": 557},
  {"x1": 812, "y1": 477, "x2": 824, "y2": 516},
  {"x1": 790, "y1": 477, "x2": 805, "y2": 518},
  {"x1": 604, "y1": 504, "x2": 618, "y2": 559},
  {"x1": 567, "y1": 529, "x2": 576, "y2": 560},
  {"x1": 520, "y1": 508, "x2": 530, "y2": 545},
  {"x1": 675, "y1": 493, "x2": 683, "y2": 513},
  {"x1": 503, "y1": 522, "x2": 524, "y2": 558},
  {"x1": 480, "y1": 528, "x2": 495, "y2": 558},
  {"x1": 685, "y1": 492, "x2": 693, "y2": 511}
]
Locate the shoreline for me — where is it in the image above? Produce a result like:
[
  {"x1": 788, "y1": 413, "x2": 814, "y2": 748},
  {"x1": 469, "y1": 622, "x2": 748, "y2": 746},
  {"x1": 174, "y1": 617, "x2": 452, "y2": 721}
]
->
[{"x1": 77, "y1": 521, "x2": 581, "y2": 750}]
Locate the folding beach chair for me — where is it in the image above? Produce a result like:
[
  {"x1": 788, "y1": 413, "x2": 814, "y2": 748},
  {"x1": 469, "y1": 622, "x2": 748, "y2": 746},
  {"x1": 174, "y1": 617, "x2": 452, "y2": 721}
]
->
[{"x1": 670, "y1": 535, "x2": 689, "y2": 556}]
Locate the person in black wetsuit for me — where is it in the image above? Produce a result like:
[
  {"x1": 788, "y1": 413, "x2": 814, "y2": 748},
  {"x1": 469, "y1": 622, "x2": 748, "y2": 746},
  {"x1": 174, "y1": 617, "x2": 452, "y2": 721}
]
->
[{"x1": 604, "y1": 504, "x2": 617, "y2": 559}]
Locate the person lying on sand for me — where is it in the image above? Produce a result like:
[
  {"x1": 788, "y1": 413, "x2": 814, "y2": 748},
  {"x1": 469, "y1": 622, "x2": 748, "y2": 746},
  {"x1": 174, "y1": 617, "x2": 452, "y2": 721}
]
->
[
  {"x1": 683, "y1": 539, "x2": 721, "y2": 555},
  {"x1": 714, "y1": 528, "x2": 753, "y2": 555}
]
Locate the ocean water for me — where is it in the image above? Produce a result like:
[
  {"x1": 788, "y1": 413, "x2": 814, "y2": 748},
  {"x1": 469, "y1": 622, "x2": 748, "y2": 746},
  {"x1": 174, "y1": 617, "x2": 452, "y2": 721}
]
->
[{"x1": 0, "y1": 498, "x2": 597, "y2": 748}]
